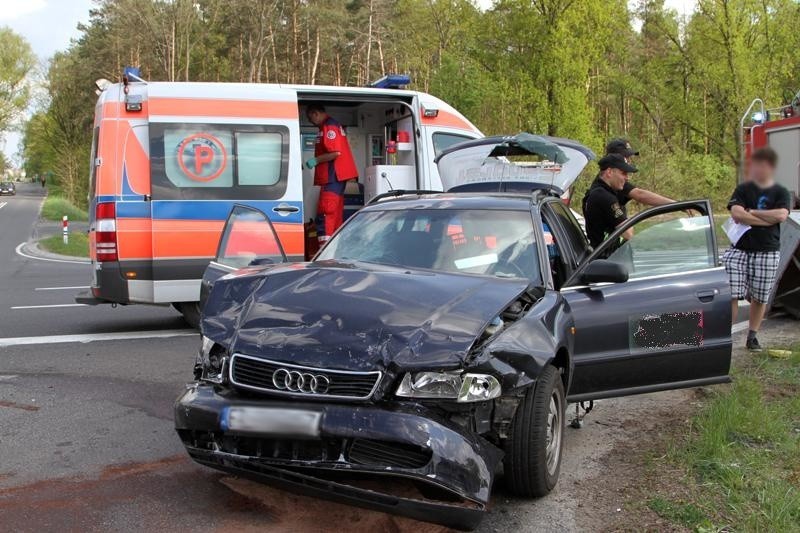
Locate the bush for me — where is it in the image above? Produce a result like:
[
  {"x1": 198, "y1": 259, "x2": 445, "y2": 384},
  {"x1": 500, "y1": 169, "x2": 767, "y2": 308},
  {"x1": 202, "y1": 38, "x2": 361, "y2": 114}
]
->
[
  {"x1": 41, "y1": 196, "x2": 88, "y2": 222},
  {"x1": 38, "y1": 232, "x2": 89, "y2": 257}
]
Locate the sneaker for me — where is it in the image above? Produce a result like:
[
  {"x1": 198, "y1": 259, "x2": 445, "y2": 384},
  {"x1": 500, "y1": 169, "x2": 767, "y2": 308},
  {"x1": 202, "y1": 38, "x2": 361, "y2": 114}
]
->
[{"x1": 746, "y1": 336, "x2": 762, "y2": 352}]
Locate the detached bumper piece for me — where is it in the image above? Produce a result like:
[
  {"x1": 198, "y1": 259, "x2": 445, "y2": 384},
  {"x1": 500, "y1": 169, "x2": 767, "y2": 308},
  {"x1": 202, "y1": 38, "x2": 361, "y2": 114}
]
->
[{"x1": 175, "y1": 384, "x2": 503, "y2": 530}]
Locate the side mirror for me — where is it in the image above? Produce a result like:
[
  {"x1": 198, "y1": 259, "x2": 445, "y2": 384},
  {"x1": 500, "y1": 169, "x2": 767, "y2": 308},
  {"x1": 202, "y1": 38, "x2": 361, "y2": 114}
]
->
[
  {"x1": 249, "y1": 257, "x2": 276, "y2": 267},
  {"x1": 580, "y1": 259, "x2": 628, "y2": 284}
]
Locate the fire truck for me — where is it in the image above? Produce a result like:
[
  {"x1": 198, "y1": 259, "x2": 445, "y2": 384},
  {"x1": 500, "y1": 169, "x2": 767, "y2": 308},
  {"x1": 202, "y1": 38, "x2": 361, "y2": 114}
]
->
[{"x1": 740, "y1": 95, "x2": 800, "y2": 317}]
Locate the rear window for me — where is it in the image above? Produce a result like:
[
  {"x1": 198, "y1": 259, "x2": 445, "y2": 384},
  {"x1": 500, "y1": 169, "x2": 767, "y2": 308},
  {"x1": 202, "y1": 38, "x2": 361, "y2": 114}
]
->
[{"x1": 150, "y1": 123, "x2": 288, "y2": 199}]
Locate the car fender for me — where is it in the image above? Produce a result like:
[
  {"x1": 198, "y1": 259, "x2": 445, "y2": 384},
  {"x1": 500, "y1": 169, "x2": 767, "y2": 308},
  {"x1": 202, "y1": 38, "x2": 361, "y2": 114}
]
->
[{"x1": 470, "y1": 290, "x2": 575, "y2": 395}]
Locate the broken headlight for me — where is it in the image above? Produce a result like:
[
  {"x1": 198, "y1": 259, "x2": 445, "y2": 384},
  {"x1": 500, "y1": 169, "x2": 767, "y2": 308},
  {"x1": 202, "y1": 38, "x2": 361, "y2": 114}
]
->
[
  {"x1": 195, "y1": 335, "x2": 229, "y2": 384},
  {"x1": 395, "y1": 371, "x2": 501, "y2": 402}
]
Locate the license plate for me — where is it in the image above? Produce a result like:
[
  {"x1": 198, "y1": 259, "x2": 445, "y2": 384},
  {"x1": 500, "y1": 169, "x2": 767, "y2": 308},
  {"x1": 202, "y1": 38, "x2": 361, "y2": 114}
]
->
[{"x1": 222, "y1": 407, "x2": 321, "y2": 438}]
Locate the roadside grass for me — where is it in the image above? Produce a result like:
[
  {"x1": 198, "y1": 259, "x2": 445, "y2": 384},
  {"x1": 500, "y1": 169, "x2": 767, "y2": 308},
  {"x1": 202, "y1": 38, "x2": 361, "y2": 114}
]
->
[
  {"x1": 41, "y1": 196, "x2": 88, "y2": 222},
  {"x1": 38, "y1": 232, "x2": 89, "y2": 257},
  {"x1": 645, "y1": 345, "x2": 800, "y2": 531}
]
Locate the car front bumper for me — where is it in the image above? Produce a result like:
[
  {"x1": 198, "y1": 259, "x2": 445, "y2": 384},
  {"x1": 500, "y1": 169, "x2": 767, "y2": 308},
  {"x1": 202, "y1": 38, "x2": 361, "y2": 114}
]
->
[{"x1": 174, "y1": 383, "x2": 503, "y2": 530}]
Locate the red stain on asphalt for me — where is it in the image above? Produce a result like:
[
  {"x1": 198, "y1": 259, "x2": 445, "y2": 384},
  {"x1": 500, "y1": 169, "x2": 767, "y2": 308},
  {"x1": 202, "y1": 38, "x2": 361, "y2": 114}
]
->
[
  {"x1": 0, "y1": 401, "x2": 40, "y2": 412},
  {"x1": 98, "y1": 454, "x2": 185, "y2": 479},
  {"x1": 0, "y1": 456, "x2": 450, "y2": 532}
]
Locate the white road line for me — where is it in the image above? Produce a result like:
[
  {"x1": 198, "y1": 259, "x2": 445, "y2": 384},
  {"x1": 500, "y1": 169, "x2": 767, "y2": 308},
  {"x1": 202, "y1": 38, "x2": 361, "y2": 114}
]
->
[
  {"x1": 11, "y1": 303, "x2": 88, "y2": 310},
  {"x1": 0, "y1": 202, "x2": 7, "y2": 209},
  {"x1": 15, "y1": 242, "x2": 88, "y2": 264},
  {"x1": 35, "y1": 286, "x2": 90, "y2": 291},
  {"x1": 0, "y1": 329, "x2": 196, "y2": 348}
]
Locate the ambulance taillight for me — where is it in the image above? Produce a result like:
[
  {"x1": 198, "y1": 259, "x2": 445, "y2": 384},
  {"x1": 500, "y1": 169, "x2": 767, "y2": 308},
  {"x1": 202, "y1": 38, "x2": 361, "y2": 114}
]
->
[{"x1": 95, "y1": 202, "x2": 118, "y2": 262}]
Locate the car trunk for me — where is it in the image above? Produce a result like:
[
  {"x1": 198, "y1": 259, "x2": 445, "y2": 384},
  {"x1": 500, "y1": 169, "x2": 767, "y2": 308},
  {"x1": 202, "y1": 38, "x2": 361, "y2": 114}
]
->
[{"x1": 434, "y1": 133, "x2": 595, "y2": 194}]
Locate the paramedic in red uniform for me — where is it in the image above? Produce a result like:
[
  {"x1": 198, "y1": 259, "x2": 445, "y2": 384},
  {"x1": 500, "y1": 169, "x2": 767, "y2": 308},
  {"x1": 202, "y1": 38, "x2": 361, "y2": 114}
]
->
[{"x1": 304, "y1": 103, "x2": 358, "y2": 244}]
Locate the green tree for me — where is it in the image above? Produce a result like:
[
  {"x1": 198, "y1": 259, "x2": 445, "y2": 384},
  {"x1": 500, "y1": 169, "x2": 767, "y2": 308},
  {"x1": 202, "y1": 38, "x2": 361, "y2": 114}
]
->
[{"x1": 0, "y1": 27, "x2": 36, "y2": 132}]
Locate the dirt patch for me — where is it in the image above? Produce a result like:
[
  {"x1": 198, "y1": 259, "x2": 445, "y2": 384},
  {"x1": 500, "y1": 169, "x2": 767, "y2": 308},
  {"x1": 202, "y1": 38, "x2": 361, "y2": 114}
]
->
[
  {"x1": 0, "y1": 400, "x2": 40, "y2": 412},
  {"x1": 574, "y1": 391, "x2": 700, "y2": 532},
  {"x1": 220, "y1": 476, "x2": 450, "y2": 533}
]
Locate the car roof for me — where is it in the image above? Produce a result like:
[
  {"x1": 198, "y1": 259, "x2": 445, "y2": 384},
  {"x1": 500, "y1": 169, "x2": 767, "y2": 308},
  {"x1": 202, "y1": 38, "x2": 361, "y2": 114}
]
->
[{"x1": 361, "y1": 192, "x2": 543, "y2": 212}]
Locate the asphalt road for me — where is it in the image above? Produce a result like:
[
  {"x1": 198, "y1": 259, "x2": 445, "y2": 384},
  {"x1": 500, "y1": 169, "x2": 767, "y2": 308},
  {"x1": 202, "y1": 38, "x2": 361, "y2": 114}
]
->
[
  {"x1": 0, "y1": 183, "x2": 754, "y2": 532},
  {"x1": 1, "y1": 184, "x2": 187, "y2": 337}
]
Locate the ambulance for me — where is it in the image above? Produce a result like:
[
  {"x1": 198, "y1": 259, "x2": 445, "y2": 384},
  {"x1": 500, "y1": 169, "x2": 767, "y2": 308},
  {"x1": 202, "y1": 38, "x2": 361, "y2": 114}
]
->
[{"x1": 76, "y1": 71, "x2": 481, "y2": 326}]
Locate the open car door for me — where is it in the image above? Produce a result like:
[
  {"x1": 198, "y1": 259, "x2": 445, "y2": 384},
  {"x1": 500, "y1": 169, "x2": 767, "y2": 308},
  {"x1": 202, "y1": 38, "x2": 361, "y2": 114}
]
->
[
  {"x1": 200, "y1": 205, "x2": 287, "y2": 308},
  {"x1": 561, "y1": 200, "x2": 732, "y2": 402}
]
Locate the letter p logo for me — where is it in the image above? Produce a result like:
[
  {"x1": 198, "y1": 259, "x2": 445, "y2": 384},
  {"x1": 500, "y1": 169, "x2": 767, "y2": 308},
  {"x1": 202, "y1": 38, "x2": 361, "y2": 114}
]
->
[{"x1": 194, "y1": 145, "x2": 215, "y2": 174}]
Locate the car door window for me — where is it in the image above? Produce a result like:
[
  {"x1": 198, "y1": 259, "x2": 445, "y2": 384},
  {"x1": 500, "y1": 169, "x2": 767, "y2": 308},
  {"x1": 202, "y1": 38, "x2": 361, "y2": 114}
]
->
[
  {"x1": 561, "y1": 200, "x2": 731, "y2": 402},
  {"x1": 605, "y1": 208, "x2": 716, "y2": 280},
  {"x1": 216, "y1": 205, "x2": 286, "y2": 269},
  {"x1": 546, "y1": 201, "x2": 590, "y2": 267}
]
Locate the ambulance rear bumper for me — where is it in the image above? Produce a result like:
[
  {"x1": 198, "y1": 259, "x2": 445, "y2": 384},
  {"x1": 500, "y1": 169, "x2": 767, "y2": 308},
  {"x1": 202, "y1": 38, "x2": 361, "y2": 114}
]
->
[{"x1": 75, "y1": 262, "x2": 129, "y2": 305}]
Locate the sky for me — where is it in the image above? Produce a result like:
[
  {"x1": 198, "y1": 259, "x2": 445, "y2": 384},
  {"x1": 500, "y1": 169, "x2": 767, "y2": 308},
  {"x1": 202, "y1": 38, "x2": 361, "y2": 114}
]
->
[
  {"x1": 0, "y1": 0, "x2": 93, "y2": 164},
  {"x1": 0, "y1": 0, "x2": 696, "y2": 164}
]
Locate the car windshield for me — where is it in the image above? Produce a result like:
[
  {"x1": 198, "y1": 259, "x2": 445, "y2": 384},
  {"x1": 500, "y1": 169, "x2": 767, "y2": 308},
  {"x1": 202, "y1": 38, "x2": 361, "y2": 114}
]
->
[{"x1": 317, "y1": 208, "x2": 540, "y2": 281}]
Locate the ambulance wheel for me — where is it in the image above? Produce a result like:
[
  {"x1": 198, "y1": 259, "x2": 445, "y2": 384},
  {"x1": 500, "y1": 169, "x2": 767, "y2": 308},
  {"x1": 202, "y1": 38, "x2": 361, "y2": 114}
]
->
[{"x1": 175, "y1": 302, "x2": 201, "y2": 329}]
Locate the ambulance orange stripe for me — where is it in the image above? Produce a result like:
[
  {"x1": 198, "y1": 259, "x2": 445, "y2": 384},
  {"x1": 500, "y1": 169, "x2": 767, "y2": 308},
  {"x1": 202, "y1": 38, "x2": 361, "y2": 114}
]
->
[
  {"x1": 149, "y1": 98, "x2": 299, "y2": 119},
  {"x1": 116, "y1": 220, "x2": 303, "y2": 259},
  {"x1": 96, "y1": 121, "x2": 119, "y2": 196},
  {"x1": 123, "y1": 124, "x2": 150, "y2": 195},
  {"x1": 101, "y1": 101, "x2": 151, "y2": 119},
  {"x1": 420, "y1": 109, "x2": 479, "y2": 132}
]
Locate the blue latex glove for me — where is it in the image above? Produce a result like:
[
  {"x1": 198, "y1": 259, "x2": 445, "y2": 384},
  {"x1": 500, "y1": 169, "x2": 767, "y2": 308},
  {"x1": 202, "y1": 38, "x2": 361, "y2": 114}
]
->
[{"x1": 304, "y1": 157, "x2": 318, "y2": 169}]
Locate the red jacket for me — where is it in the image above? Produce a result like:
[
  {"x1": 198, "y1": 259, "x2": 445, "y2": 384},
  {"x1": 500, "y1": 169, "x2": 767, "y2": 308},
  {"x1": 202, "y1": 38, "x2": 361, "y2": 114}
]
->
[{"x1": 314, "y1": 117, "x2": 358, "y2": 186}]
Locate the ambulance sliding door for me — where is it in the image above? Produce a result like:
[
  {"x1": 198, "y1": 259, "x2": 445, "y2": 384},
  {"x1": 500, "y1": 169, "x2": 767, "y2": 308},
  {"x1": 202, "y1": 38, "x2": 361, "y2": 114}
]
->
[{"x1": 147, "y1": 89, "x2": 302, "y2": 304}]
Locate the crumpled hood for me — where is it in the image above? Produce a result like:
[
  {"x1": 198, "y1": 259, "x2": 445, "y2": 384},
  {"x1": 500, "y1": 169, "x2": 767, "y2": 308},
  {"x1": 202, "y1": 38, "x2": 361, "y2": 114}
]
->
[{"x1": 202, "y1": 260, "x2": 530, "y2": 371}]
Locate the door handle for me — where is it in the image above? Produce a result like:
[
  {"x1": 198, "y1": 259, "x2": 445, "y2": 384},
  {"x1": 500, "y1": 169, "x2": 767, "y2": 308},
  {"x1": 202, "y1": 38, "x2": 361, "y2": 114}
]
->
[
  {"x1": 696, "y1": 289, "x2": 718, "y2": 303},
  {"x1": 272, "y1": 205, "x2": 299, "y2": 214}
]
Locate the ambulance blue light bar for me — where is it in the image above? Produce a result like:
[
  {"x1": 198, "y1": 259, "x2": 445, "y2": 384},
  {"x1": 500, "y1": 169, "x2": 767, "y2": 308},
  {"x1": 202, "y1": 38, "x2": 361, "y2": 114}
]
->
[
  {"x1": 369, "y1": 74, "x2": 411, "y2": 89},
  {"x1": 123, "y1": 66, "x2": 145, "y2": 83}
]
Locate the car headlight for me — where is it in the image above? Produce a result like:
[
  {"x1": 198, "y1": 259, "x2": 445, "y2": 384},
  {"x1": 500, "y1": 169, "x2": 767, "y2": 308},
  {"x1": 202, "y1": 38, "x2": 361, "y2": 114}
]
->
[
  {"x1": 195, "y1": 335, "x2": 229, "y2": 384},
  {"x1": 395, "y1": 371, "x2": 501, "y2": 402}
]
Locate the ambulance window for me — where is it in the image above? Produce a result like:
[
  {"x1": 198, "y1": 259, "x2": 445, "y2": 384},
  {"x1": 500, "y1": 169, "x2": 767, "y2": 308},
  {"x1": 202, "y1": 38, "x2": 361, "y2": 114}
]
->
[
  {"x1": 432, "y1": 132, "x2": 473, "y2": 157},
  {"x1": 236, "y1": 132, "x2": 282, "y2": 186},
  {"x1": 150, "y1": 123, "x2": 289, "y2": 200},
  {"x1": 162, "y1": 127, "x2": 234, "y2": 188}
]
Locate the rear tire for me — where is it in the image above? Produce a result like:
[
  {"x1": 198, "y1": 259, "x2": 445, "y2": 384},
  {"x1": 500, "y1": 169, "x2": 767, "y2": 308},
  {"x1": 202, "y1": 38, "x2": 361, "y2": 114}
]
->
[
  {"x1": 504, "y1": 364, "x2": 565, "y2": 497},
  {"x1": 175, "y1": 302, "x2": 201, "y2": 329}
]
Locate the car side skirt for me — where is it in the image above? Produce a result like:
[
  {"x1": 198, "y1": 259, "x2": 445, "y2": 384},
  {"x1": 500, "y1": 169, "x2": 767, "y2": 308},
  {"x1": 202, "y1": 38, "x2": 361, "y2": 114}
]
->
[{"x1": 567, "y1": 375, "x2": 731, "y2": 403}]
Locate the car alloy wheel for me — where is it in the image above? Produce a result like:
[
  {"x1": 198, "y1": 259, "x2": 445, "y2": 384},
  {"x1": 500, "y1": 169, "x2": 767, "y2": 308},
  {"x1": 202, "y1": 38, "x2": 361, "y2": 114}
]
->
[
  {"x1": 504, "y1": 363, "x2": 566, "y2": 497},
  {"x1": 545, "y1": 390, "x2": 563, "y2": 476}
]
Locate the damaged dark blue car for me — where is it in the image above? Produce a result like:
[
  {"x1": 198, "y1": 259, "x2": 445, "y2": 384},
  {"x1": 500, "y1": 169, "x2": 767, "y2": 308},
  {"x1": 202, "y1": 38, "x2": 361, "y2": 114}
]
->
[{"x1": 174, "y1": 134, "x2": 732, "y2": 530}]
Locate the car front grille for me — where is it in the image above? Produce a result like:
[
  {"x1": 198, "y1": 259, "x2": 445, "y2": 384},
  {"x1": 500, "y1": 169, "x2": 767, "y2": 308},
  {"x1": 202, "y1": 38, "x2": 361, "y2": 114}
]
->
[
  {"x1": 179, "y1": 430, "x2": 431, "y2": 469},
  {"x1": 348, "y1": 438, "x2": 432, "y2": 469},
  {"x1": 229, "y1": 353, "x2": 381, "y2": 400}
]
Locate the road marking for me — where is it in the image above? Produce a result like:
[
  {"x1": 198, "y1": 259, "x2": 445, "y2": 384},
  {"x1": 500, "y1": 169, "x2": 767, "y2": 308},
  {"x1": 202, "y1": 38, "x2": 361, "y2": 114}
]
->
[
  {"x1": 11, "y1": 303, "x2": 88, "y2": 310},
  {"x1": 0, "y1": 202, "x2": 7, "y2": 209},
  {"x1": 0, "y1": 329, "x2": 196, "y2": 348},
  {"x1": 15, "y1": 242, "x2": 88, "y2": 264},
  {"x1": 35, "y1": 285, "x2": 90, "y2": 291}
]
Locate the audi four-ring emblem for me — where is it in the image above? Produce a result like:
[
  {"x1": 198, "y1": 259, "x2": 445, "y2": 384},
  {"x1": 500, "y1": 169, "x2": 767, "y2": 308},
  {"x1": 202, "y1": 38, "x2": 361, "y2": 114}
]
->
[{"x1": 272, "y1": 368, "x2": 330, "y2": 394}]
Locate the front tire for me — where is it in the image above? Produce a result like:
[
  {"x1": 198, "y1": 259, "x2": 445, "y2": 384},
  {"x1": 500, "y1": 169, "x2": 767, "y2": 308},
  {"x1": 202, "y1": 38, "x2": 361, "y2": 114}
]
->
[{"x1": 504, "y1": 364, "x2": 566, "y2": 497}]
